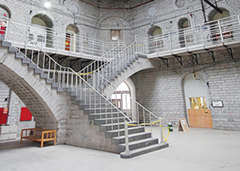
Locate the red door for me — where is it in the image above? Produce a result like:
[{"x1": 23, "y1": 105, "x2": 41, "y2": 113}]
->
[{"x1": 0, "y1": 108, "x2": 8, "y2": 125}]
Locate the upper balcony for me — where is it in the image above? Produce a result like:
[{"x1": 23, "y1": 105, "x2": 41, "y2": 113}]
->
[
  {"x1": 0, "y1": 17, "x2": 125, "y2": 61},
  {"x1": 145, "y1": 15, "x2": 240, "y2": 60}
]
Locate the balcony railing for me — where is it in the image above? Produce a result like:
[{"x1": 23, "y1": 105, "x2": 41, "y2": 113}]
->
[
  {"x1": 1, "y1": 17, "x2": 124, "y2": 60},
  {"x1": 146, "y1": 15, "x2": 240, "y2": 58}
]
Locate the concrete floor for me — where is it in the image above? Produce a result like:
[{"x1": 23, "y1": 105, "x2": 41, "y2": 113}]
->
[{"x1": 0, "y1": 128, "x2": 240, "y2": 171}]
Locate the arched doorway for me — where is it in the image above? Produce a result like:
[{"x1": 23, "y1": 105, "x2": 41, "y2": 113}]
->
[
  {"x1": 208, "y1": 8, "x2": 232, "y2": 43},
  {"x1": 178, "y1": 18, "x2": 191, "y2": 47},
  {"x1": 148, "y1": 26, "x2": 163, "y2": 53},
  {"x1": 111, "y1": 82, "x2": 132, "y2": 119},
  {"x1": 0, "y1": 5, "x2": 10, "y2": 36},
  {"x1": 208, "y1": 8, "x2": 230, "y2": 21},
  {"x1": 30, "y1": 14, "x2": 54, "y2": 48},
  {"x1": 184, "y1": 73, "x2": 213, "y2": 128},
  {"x1": 65, "y1": 24, "x2": 79, "y2": 52}
]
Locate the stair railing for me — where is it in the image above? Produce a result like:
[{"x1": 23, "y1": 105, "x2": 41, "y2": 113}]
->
[
  {"x1": 79, "y1": 36, "x2": 147, "y2": 89},
  {"x1": 79, "y1": 43, "x2": 124, "y2": 81},
  {"x1": 78, "y1": 34, "x2": 165, "y2": 143},
  {"x1": 146, "y1": 15, "x2": 240, "y2": 56},
  {"x1": 94, "y1": 71, "x2": 164, "y2": 143},
  {"x1": 3, "y1": 17, "x2": 124, "y2": 60},
  {"x1": 3, "y1": 16, "x2": 133, "y2": 138}
]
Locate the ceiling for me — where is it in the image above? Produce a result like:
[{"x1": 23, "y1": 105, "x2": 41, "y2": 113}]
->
[{"x1": 78, "y1": 0, "x2": 155, "y2": 9}]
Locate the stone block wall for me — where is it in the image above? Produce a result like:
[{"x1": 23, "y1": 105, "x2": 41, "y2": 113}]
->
[{"x1": 131, "y1": 47, "x2": 240, "y2": 130}]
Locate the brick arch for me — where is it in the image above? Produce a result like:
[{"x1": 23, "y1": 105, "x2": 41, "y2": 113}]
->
[
  {"x1": 30, "y1": 11, "x2": 55, "y2": 28},
  {"x1": 96, "y1": 13, "x2": 131, "y2": 29},
  {"x1": 205, "y1": 2, "x2": 233, "y2": 20},
  {"x1": 181, "y1": 69, "x2": 209, "y2": 86},
  {"x1": 0, "y1": 1, "x2": 20, "y2": 18},
  {"x1": 0, "y1": 47, "x2": 70, "y2": 139}
]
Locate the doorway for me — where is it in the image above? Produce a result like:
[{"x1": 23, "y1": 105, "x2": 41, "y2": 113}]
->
[
  {"x1": 184, "y1": 73, "x2": 213, "y2": 128},
  {"x1": 65, "y1": 24, "x2": 79, "y2": 52},
  {"x1": 178, "y1": 18, "x2": 191, "y2": 48}
]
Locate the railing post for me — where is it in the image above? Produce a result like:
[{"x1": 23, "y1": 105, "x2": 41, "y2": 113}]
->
[
  {"x1": 160, "y1": 119, "x2": 165, "y2": 143},
  {"x1": 184, "y1": 29, "x2": 188, "y2": 51},
  {"x1": 200, "y1": 25, "x2": 205, "y2": 48},
  {"x1": 218, "y1": 20, "x2": 224, "y2": 44},
  {"x1": 122, "y1": 121, "x2": 130, "y2": 155},
  {"x1": 4, "y1": 18, "x2": 10, "y2": 41},
  {"x1": 169, "y1": 33, "x2": 172, "y2": 53}
]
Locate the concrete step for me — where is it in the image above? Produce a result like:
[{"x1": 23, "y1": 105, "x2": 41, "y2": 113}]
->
[
  {"x1": 84, "y1": 108, "x2": 118, "y2": 114},
  {"x1": 46, "y1": 78, "x2": 54, "y2": 84},
  {"x1": 112, "y1": 131, "x2": 151, "y2": 144},
  {"x1": 89, "y1": 112, "x2": 123, "y2": 120},
  {"x1": 99, "y1": 122, "x2": 125, "y2": 132},
  {"x1": 80, "y1": 103, "x2": 113, "y2": 110},
  {"x1": 35, "y1": 68, "x2": 43, "y2": 74},
  {"x1": 52, "y1": 82, "x2": 59, "y2": 88},
  {"x1": 57, "y1": 87, "x2": 67, "y2": 92},
  {"x1": 106, "y1": 127, "x2": 146, "y2": 139},
  {"x1": 15, "y1": 52, "x2": 24, "y2": 59},
  {"x1": 94, "y1": 117, "x2": 125, "y2": 125},
  {"x1": 120, "y1": 143, "x2": 169, "y2": 158},
  {"x1": 118, "y1": 138, "x2": 159, "y2": 152},
  {"x1": 9, "y1": 46, "x2": 18, "y2": 53},
  {"x1": 40, "y1": 73, "x2": 48, "y2": 79},
  {"x1": 22, "y1": 58, "x2": 31, "y2": 64},
  {"x1": 0, "y1": 35, "x2": 4, "y2": 41},
  {"x1": 29, "y1": 63, "x2": 37, "y2": 69},
  {"x1": 2, "y1": 41, "x2": 11, "y2": 47}
]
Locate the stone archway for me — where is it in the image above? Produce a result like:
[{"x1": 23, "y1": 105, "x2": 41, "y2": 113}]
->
[
  {"x1": 148, "y1": 26, "x2": 163, "y2": 53},
  {"x1": 183, "y1": 72, "x2": 213, "y2": 128},
  {"x1": 65, "y1": 24, "x2": 79, "y2": 52},
  {"x1": 178, "y1": 18, "x2": 191, "y2": 48},
  {"x1": 30, "y1": 14, "x2": 54, "y2": 48},
  {"x1": 0, "y1": 46, "x2": 70, "y2": 143},
  {"x1": 208, "y1": 8, "x2": 230, "y2": 21}
]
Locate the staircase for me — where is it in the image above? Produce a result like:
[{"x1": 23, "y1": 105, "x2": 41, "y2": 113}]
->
[
  {"x1": 79, "y1": 36, "x2": 156, "y2": 97},
  {"x1": 0, "y1": 25, "x2": 168, "y2": 158}
]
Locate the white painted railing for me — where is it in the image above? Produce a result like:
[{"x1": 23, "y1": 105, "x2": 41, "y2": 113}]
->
[
  {"x1": 2, "y1": 17, "x2": 124, "y2": 60},
  {"x1": 0, "y1": 15, "x2": 132, "y2": 138},
  {"x1": 79, "y1": 35, "x2": 164, "y2": 143},
  {"x1": 146, "y1": 15, "x2": 240, "y2": 57}
]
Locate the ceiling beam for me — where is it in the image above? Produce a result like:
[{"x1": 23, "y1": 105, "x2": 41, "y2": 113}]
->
[{"x1": 203, "y1": 0, "x2": 222, "y2": 14}]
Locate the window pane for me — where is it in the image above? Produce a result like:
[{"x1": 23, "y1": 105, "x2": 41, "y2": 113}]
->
[
  {"x1": 111, "y1": 30, "x2": 120, "y2": 40},
  {"x1": 122, "y1": 94, "x2": 130, "y2": 110},
  {"x1": 190, "y1": 97, "x2": 208, "y2": 109}
]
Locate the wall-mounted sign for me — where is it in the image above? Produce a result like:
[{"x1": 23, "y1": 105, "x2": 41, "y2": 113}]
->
[{"x1": 211, "y1": 100, "x2": 224, "y2": 108}]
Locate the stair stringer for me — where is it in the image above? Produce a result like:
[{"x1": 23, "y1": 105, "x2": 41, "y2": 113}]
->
[
  {"x1": 65, "y1": 106, "x2": 119, "y2": 153},
  {"x1": 0, "y1": 45, "x2": 71, "y2": 144},
  {"x1": 0, "y1": 40, "x2": 123, "y2": 152},
  {"x1": 103, "y1": 54, "x2": 158, "y2": 98}
]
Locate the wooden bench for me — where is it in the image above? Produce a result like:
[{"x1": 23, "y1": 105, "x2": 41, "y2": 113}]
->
[{"x1": 21, "y1": 128, "x2": 56, "y2": 148}]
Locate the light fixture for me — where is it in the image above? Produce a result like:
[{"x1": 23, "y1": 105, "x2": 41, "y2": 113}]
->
[{"x1": 44, "y1": 1, "x2": 51, "y2": 8}]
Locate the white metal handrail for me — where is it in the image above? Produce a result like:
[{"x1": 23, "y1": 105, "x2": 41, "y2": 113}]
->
[
  {"x1": 96, "y1": 71, "x2": 161, "y2": 122},
  {"x1": 1, "y1": 16, "x2": 132, "y2": 138},
  {"x1": 146, "y1": 15, "x2": 240, "y2": 56},
  {"x1": 80, "y1": 36, "x2": 146, "y2": 85},
  {"x1": 2, "y1": 17, "x2": 125, "y2": 60}
]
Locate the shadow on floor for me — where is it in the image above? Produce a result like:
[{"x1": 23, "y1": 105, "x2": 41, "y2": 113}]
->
[{"x1": 0, "y1": 139, "x2": 55, "y2": 151}]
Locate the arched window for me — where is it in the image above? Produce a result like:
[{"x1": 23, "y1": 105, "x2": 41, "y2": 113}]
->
[
  {"x1": 208, "y1": 8, "x2": 232, "y2": 43},
  {"x1": 30, "y1": 14, "x2": 54, "y2": 48},
  {"x1": 184, "y1": 73, "x2": 213, "y2": 128},
  {"x1": 178, "y1": 18, "x2": 191, "y2": 47},
  {"x1": 148, "y1": 26, "x2": 163, "y2": 53},
  {"x1": 148, "y1": 26, "x2": 162, "y2": 37},
  {"x1": 208, "y1": 8, "x2": 230, "y2": 21},
  {"x1": 111, "y1": 82, "x2": 131, "y2": 112},
  {"x1": 65, "y1": 24, "x2": 79, "y2": 52},
  {"x1": 0, "y1": 6, "x2": 10, "y2": 35}
]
